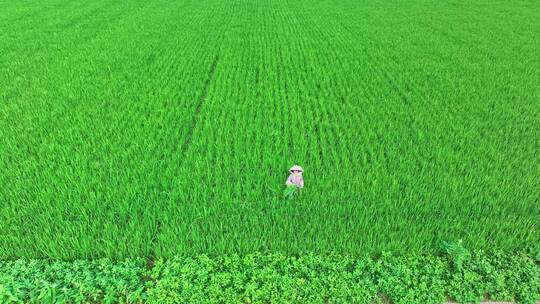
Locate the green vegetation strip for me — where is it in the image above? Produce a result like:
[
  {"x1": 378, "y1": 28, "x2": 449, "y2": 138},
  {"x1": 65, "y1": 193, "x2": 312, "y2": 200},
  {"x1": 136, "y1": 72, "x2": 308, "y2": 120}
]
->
[{"x1": 1, "y1": 251, "x2": 538, "y2": 303}]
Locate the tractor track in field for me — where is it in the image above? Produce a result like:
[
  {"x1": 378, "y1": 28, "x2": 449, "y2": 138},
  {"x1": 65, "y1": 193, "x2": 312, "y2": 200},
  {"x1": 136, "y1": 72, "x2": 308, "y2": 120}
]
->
[
  {"x1": 146, "y1": 54, "x2": 219, "y2": 270},
  {"x1": 178, "y1": 54, "x2": 220, "y2": 163},
  {"x1": 381, "y1": 69, "x2": 413, "y2": 105}
]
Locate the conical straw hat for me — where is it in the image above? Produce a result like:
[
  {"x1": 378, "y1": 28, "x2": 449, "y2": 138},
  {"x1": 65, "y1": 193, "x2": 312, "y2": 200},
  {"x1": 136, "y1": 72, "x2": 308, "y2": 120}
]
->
[{"x1": 289, "y1": 165, "x2": 303, "y2": 173}]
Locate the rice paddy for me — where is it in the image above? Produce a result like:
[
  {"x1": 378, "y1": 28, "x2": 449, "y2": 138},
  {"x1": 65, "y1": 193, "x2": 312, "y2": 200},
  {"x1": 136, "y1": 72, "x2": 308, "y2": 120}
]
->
[{"x1": 1, "y1": 0, "x2": 539, "y2": 260}]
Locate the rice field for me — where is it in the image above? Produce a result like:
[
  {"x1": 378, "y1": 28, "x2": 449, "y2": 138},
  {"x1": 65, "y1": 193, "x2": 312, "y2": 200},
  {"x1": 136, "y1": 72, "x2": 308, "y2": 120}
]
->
[{"x1": 1, "y1": 0, "x2": 539, "y2": 260}]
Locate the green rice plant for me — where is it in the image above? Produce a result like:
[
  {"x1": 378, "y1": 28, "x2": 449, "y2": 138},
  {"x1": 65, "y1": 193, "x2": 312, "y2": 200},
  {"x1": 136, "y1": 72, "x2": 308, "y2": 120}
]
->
[
  {"x1": 441, "y1": 240, "x2": 470, "y2": 270},
  {"x1": 0, "y1": 259, "x2": 147, "y2": 303},
  {"x1": 283, "y1": 185, "x2": 299, "y2": 200},
  {"x1": 529, "y1": 243, "x2": 540, "y2": 262}
]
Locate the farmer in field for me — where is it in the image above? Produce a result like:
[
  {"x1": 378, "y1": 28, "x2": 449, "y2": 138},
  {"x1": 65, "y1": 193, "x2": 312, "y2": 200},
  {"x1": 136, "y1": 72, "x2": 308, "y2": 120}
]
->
[{"x1": 285, "y1": 165, "x2": 304, "y2": 188}]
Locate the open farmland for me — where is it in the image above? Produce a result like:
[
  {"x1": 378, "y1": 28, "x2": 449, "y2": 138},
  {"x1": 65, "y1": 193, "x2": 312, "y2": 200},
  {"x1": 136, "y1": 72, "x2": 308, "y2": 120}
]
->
[{"x1": 1, "y1": 0, "x2": 539, "y2": 261}]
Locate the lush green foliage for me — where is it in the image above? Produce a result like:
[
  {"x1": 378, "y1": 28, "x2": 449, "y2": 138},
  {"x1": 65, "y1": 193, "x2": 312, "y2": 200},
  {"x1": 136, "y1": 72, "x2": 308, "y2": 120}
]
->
[
  {"x1": 283, "y1": 185, "x2": 300, "y2": 200},
  {"x1": 440, "y1": 240, "x2": 470, "y2": 270},
  {"x1": 1, "y1": 252, "x2": 539, "y2": 303},
  {"x1": 2, "y1": 1, "x2": 537, "y2": 301},
  {"x1": 1, "y1": 0, "x2": 539, "y2": 260},
  {"x1": 0, "y1": 259, "x2": 146, "y2": 303},
  {"x1": 444, "y1": 251, "x2": 540, "y2": 304}
]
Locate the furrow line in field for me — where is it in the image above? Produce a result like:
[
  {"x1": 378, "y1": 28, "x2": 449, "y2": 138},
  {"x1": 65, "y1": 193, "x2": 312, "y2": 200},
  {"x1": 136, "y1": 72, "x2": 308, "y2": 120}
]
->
[
  {"x1": 147, "y1": 0, "x2": 237, "y2": 256},
  {"x1": 179, "y1": 55, "x2": 220, "y2": 167},
  {"x1": 147, "y1": 53, "x2": 220, "y2": 260},
  {"x1": 111, "y1": 4, "x2": 220, "y2": 258}
]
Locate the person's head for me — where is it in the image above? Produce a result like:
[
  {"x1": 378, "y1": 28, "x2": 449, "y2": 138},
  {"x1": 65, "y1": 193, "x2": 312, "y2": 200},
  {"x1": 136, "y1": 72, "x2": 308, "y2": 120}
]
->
[{"x1": 289, "y1": 165, "x2": 303, "y2": 175}]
